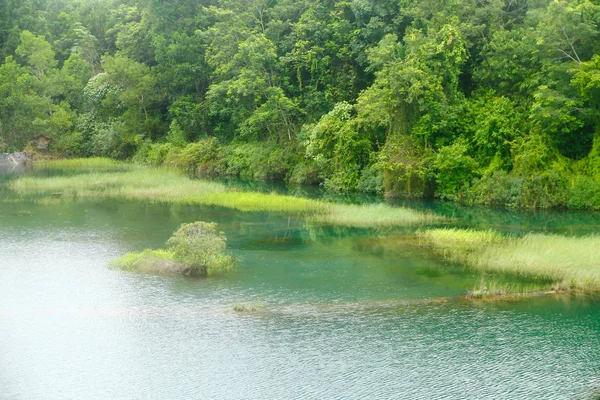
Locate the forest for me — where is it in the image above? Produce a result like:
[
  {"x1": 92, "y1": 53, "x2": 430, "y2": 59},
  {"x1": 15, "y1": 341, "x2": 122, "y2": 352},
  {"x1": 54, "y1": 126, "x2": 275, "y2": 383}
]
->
[{"x1": 1, "y1": 0, "x2": 600, "y2": 209}]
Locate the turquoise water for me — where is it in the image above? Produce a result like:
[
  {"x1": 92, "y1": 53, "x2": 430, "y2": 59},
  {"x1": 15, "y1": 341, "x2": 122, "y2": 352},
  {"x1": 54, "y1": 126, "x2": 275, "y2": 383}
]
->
[{"x1": 1, "y1": 169, "x2": 600, "y2": 399}]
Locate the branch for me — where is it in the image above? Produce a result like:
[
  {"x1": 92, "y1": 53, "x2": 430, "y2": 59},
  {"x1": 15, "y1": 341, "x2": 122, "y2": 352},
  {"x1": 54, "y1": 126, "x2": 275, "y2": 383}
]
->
[
  {"x1": 556, "y1": 47, "x2": 580, "y2": 65},
  {"x1": 561, "y1": 26, "x2": 581, "y2": 65}
]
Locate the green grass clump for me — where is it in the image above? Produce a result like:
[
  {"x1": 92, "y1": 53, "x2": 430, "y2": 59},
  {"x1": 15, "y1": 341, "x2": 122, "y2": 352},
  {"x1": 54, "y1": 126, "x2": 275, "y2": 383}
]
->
[
  {"x1": 419, "y1": 228, "x2": 600, "y2": 291},
  {"x1": 419, "y1": 228, "x2": 503, "y2": 249},
  {"x1": 232, "y1": 302, "x2": 264, "y2": 312},
  {"x1": 199, "y1": 191, "x2": 322, "y2": 213},
  {"x1": 110, "y1": 249, "x2": 179, "y2": 274},
  {"x1": 313, "y1": 203, "x2": 441, "y2": 227},
  {"x1": 467, "y1": 277, "x2": 548, "y2": 299},
  {"x1": 11, "y1": 158, "x2": 443, "y2": 227}
]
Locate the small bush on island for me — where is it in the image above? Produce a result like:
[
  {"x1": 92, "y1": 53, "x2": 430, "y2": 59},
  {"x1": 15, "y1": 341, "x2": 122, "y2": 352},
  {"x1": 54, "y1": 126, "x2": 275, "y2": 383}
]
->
[
  {"x1": 111, "y1": 221, "x2": 234, "y2": 277},
  {"x1": 166, "y1": 221, "x2": 234, "y2": 276}
]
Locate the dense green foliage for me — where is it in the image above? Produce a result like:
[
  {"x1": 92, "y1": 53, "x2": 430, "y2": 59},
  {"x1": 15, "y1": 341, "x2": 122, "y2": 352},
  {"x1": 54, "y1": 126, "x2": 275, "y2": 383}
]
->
[{"x1": 2, "y1": 0, "x2": 600, "y2": 209}]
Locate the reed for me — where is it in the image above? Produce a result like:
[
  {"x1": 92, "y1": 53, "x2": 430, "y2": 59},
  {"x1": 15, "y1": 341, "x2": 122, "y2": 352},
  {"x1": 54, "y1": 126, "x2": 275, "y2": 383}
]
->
[
  {"x1": 312, "y1": 203, "x2": 441, "y2": 227},
  {"x1": 11, "y1": 158, "x2": 442, "y2": 227},
  {"x1": 467, "y1": 277, "x2": 550, "y2": 299},
  {"x1": 34, "y1": 157, "x2": 120, "y2": 167},
  {"x1": 419, "y1": 228, "x2": 600, "y2": 291}
]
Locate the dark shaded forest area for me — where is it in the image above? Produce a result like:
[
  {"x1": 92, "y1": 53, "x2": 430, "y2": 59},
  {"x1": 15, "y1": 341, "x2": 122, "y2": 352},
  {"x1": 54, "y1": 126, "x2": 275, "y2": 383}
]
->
[{"x1": 1, "y1": 0, "x2": 600, "y2": 209}]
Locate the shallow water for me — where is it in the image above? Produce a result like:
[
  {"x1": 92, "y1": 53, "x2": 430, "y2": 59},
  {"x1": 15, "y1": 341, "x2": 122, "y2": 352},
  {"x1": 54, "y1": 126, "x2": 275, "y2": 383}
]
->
[{"x1": 1, "y1": 169, "x2": 600, "y2": 399}]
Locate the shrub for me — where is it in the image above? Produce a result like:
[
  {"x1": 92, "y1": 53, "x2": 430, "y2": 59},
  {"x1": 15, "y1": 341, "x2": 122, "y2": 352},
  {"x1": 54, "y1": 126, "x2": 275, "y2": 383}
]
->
[
  {"x1": 219, "y1": 142, "x2": 296, "y2": 180},
  {"x1": 288, "y1": 161, "x2": 321, "y2": 185},
  {"x1": 357, "y1": 163, "x2": 384, "y2": 194},
  {"x1": 220, "y1": 143, "x2": 260, "y2": 179},
  {"x1": 381, "y1": 136, "x2": 433, "y2": 199},
  {"x1": 518, "y1": 169, "x2": 569, "y2": 209},
  {"x1": 463, "y1": 135, "x2": 570, "y2": 209},
  {"x1": 144, "y1": 142, "x2": 175, "y2": 166},
  {"x1": 194, "y1": 137, "x2": 222, "y2": 176},
  {"x1": 173, "y1": 142, "x2": 204, "y2": 170},
  {"x1": 434, "y1": 140, "x2": 480, "y2": 201},
  {"x1": 50, "y1": 131, "x2": 84, "y2": 157},
  {"x1": 166, "y1": 221, "x2": 234, "y2": 276},
  {"x1": 163, "y1": 145, "x2": 183, "y2": 168},
  {"x1": 302, "y1": 102, "x2": 376, "y2": 192},
  {"x1": 90, "y1": 120, "x2": 139, "y2": 159},
  {"x1": 323, "y1": 164, "x2": 361, "y2": 192},
  {"x1": 568, "y1": 176, "x2": 600, "y2": 210},
  {"x1": 466, "y1": 171, "x2": 523, "y2": 207}
]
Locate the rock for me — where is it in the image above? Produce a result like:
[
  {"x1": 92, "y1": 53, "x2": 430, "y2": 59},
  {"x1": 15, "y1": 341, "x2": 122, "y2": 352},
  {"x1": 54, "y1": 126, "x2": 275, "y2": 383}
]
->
[
  {"x1": 31, "y1": 135, "x2": 52, "y2": 151},
  {"x1": 182, "y1": 265, "x2": 208, "y2": 277},
  {"x1": 133, "y1": 257, "x2": 189, "y2": 275},
  {"x1": 143, "y1": 259, "x2": 207, "y2": 277},
  {"x1": 0, "y1": 152, "x2": 27, "y2": 168}
]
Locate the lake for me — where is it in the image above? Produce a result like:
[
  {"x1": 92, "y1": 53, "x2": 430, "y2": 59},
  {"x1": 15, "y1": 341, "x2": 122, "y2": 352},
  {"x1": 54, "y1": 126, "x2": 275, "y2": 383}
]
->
[{"x1": 1, "y1": 167, "x2": 599, "y2": 399}]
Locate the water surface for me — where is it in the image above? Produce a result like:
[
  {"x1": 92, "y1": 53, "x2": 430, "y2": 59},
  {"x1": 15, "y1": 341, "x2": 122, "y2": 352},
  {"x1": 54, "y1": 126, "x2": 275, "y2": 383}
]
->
[{"x1": 1, "y1": 169, "x2": 599, "y2": 399}]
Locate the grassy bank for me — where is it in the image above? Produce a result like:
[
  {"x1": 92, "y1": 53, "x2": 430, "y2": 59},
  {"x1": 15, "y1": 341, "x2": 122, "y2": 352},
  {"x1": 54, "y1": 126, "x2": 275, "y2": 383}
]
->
[
  {"x1": 10, "y1": 158, "x2": 442, "y2": 227},
  {"x1": 32, "y1": 157, "x2": 119, "y2": 167},
  {"x1": 419, "y1": 228, "x2": 600, "y2": 291}
]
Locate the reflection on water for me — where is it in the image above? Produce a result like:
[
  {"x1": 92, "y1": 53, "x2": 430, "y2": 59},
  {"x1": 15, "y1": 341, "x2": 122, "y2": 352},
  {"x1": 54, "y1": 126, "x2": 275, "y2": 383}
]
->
[{"x1": 1, "y1": 168, "x2": 600, "y2": 399}]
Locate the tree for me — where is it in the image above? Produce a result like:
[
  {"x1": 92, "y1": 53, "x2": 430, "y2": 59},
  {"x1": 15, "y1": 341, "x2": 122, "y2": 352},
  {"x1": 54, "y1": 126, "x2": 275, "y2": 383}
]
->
[
  {"x1": 0, "y1": 57, "x2": 46, "y2": 151},
  {"x1": 15, "y1": 30, "x2": 57, "y2": 80}
]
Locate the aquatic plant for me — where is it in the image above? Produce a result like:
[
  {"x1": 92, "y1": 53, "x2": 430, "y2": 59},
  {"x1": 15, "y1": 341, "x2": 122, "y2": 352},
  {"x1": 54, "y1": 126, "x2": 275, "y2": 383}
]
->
[
  {"x1": 11, "y1": 158, "x2": 443, "y2": 227},
  {"x1": 111, "y1": 221, "x2": 234, "y2": 276},
  {"x1": 232, "y1": 302, "x2": 263, "y2": 312},
  {"x1": 419, "y1": 228, "x2": 600, "y2": 291},
  {"x1": 312, "y1": 203, "x2": 441, "y2": 227},
  {"x1": 467, "y1": 277, "x2": 549, "y2": 300}
]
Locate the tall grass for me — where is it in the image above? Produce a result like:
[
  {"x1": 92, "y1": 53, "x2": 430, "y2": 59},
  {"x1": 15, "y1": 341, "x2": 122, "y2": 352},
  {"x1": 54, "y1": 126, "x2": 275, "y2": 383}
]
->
[
  {"x1": 11, "y1": 158, "x2": 442, "y2": 227},
  {"x1": 467, "y1": 276, "x2": 550, "y2": 299},
  {"x1": 419, "y1": 228, "x2": 600, "y2": 291},
  {"x1": 313, "y1": 203, "x2": 442, "y2": 227},
  {"x1": 34, "y1": 157, "x2": 120, "y2": 167}
]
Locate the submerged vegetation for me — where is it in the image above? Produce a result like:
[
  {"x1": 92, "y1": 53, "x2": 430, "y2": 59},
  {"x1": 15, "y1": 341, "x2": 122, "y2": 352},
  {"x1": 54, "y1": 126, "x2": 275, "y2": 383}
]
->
[
  {"x1": 111, "y1": 221, "x2": 234, "y2": 277},
  {"x1": 10, "y1": 159, "x2": 442, "y2": 227},
  {"x1": 232, "y1": 303, "x2": 264, "y2": 313},
  {"x1": 467, "y1": 277, "x2": 552, "y2": 300},
  {"x1": 419, "y1": 228, "x2": 600, "y2": 291}
]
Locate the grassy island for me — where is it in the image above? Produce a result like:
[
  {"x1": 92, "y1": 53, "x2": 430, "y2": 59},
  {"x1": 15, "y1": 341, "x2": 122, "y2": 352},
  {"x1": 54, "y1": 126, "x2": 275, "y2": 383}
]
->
[
  {"x1": 10, "y1": 158, "x2": 443, "y2": 228},
  {"x1": 419, "y1": 228, "x2": 600, "y2": 292},
  {"x1": 111, "y1": 221, "x2": 234, "y2": 277}
]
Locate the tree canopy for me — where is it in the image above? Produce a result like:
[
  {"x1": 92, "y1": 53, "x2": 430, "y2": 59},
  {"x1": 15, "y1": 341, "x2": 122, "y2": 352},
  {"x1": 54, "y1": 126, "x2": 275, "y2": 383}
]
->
[{"x1": 2, "y1": 0, "x2": 600, "y2": 209}]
